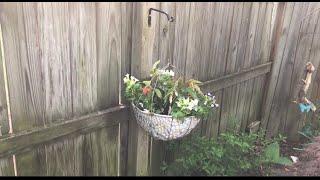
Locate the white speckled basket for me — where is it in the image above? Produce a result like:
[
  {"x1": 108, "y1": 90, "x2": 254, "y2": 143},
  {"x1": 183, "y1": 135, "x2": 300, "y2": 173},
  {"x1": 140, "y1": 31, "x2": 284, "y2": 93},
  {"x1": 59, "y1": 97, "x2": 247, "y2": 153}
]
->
[{"x1": 131, "y1": 103, "x2": 201, "y2": 141}]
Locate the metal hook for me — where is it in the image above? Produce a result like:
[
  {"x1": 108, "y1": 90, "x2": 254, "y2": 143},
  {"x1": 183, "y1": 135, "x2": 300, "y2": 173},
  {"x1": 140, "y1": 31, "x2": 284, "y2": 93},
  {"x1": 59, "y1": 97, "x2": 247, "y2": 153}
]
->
[{"x1": 148, "y1": 8, "x2": 175, "y2": 27}]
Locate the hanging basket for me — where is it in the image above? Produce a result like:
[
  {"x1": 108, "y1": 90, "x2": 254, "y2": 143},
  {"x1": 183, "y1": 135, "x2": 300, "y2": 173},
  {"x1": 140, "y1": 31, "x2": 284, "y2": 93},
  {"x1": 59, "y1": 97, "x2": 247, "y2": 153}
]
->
[{"x1": 131, "y1": 102, "x2": 201, "y2": 141}]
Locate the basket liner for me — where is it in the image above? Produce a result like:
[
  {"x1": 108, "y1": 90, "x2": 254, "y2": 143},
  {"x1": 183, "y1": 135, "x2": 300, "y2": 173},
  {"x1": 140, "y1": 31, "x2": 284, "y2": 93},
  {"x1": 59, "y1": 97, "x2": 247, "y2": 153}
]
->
[{"x1": 131, "y1": 103, "x2": 201, "y2": 141}]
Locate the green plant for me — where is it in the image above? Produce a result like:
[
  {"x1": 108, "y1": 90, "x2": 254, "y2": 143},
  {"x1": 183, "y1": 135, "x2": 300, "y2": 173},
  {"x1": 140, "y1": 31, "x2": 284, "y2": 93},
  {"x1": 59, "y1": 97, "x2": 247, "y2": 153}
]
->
[
  {"x1": 161, "y1": 131, "x2": 291, "y2": 176},
  {"x1": 299, "y1": 122, "x2": 320, "y2": 140},
  {"x1": 261, "y1": 142, "x2": 292, "y2": 166},
  {"x1": 123, "y1": 61, "x2": 219, "y2": 120}
]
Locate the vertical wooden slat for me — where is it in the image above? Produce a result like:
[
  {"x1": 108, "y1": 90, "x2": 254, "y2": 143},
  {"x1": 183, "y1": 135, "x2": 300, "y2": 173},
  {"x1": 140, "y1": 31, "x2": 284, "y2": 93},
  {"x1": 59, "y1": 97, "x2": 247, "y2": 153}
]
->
[
  {"x1": 0, "y1": 13, "x2": 9, "y2": 136},
  {"x1": 245, "y1": 3, "x2": 267, "y2": 129},
  {"x1": 119, "y1": 2, "x2": 132, "y2": 176},
  {"x1": 248, "y1": 3, "x2": 274, "y2": 128},
  {"x1": 0, "y1": 156, "x2": 14, "y2": 176},
  {"x1": 128, "y1": 2, "x2": 161, "y2": 176},
  {"x1": 69, "y1": 2, "x2": 98, "y2": 116},
  {"x1": 159, "y1": 2, "x2": 176, "y2": 65},
  {"x1": 236, "y1": 2, "x2": 260, "y2": 131},
  {"x1": 260, "y1": 2, "x2": 288, "y2": 133},
  {"x1": 219, "y1": 2, "x2": 244, "y2": 133},
  {"x1": 172, "y1": 2, "x2": 190, "y2": 78},
  {"x1": 220, "y1": 3, "x2": 252, "y2": 134},
  {"x1": 44, "y1": 136, "x2": 84, "y2": 176},
  {"x1": 84, "y1": 126, "x2": 119, "y2": 176},
  {"x1": 208, "y1": 3, "x2": 235, "y2": 135},
  {"x1": 96, "y1": 2, "x2": 121, "y2": 109}
]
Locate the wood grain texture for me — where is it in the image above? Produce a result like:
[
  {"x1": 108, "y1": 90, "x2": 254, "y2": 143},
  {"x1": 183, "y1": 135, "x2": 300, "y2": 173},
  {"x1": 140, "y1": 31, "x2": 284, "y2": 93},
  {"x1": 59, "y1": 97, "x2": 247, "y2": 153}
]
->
[
  {"x1": 0, "y1": 156, "x2": 14, "y2": 176},
  {"x1": 172, "y1": 2, "x2": 190, "y2": 78},
  {"x1": 244, "y1": 3, "x2": 267, "y2": 129},
  {"x1": 248, "y1": 3, "x2": 274, "y2": 130},
  {"x1": 285, "y1": 3, "x2": 320, "y2": 140},
  {"x1": 229, "y1": 2, "x2": 252, "y2": 133},
  {"x1": 159, "y1": 2, "x2": 176, "y2": 65},
  {"x1": 128, "y1": 2, "x2": 161, "y2": 176},
  {"x1": 206, "y1": 3, "x2": 234, "y2": 137},
  {"x1": 219, "y1": 2, "x2": 244, "y2": 133},
  {"x1": 0, "y1": 106, "x2": 127, "y2": 157},
  {"x1": 0, "y1": 19, "x2": 9, "y2": 135},
  {"x1": 201, "y1": 63, "x2": 272, "y2": 94},
  {"x1": 0, "y1": 3, "x2": 44, "y2": 132},
  {"x1": 1, "y1": 1, "x2": 320, "y2": 176},
  {"x1": 83, "y1": 126, "x2": 119, "y2": 176},
  {"x1": 307, "y1": 9, "x2": 320, "y2": 127},
  {"x1": 69, "y1": 2, "x2": 98, "y2": 116},
  {"x1": 267, "y1": 3, "x2": 309, "y2": 138},
  {"x1": 96, "y1": 2, "x2": 122, "y2": 109},
  {"x1": 15, "y1": 135, "x2": 84, "y2": 176},
  {"x1": 236, "y1": 2, "x2": 260, "y2": 131},
  {"x1": 260, "y1": 2, "x2": 286, "y2": 132},
  {"x1": 0, "y1": 2, "x2": 129, "y2": 176},
  {"x1": 120, "y1": 2, "x2": 133, "y2": 104}
]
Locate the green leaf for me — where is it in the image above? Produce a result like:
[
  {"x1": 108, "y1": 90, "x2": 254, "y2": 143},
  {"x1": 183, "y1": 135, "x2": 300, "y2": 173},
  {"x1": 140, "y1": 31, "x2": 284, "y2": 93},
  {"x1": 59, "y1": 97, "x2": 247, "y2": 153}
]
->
[
  {"x1": 153, "y1": 60, "x2": 160, "y2": 70},
  {"x1": 172, "y1": 111, "x2": 186, "y2": 119},
  {"x1": 188, "y1": 79, "x2": 202, "y2": 84},
  {"x1": 276, "y1": 157, "x2": 293, "y2": 166},
  {"x1": 264, "y1": 142, "x2": 280, "y2": 162},
  {"x1": 150, "y1": 60, "x2": 161, "y2": 75},
  {"x1": 154, "y1": 88, "x2": 162, "y2": 98},
  {"x1": 143, "y1": 80, "x2": 151, "y2": 86}
]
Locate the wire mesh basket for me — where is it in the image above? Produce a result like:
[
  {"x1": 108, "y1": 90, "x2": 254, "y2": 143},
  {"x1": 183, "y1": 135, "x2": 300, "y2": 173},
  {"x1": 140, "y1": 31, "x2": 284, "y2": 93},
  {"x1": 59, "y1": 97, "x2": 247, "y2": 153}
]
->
[{"x1": 131, "y1": 102, "x2": 201, "y2": 141}]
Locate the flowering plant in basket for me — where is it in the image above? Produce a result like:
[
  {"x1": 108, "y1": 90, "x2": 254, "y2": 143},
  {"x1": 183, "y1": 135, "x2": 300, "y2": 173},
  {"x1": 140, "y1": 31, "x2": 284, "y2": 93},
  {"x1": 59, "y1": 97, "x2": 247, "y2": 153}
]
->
[{"x1": 123, "y1": 61, "x2": 219, "y2": 121}]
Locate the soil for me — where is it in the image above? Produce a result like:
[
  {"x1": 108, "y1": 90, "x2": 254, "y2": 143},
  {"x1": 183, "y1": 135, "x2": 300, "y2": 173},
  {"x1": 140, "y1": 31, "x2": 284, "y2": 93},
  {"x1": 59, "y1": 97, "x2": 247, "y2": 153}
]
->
[{"x1": 269, "y1": 136, "x2": 320, "y2": 176}]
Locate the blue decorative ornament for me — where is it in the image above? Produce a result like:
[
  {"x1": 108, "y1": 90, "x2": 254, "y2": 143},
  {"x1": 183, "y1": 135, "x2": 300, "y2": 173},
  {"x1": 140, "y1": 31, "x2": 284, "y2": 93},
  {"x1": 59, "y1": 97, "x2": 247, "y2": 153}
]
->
[{"x1": 299, "y1": 103, "x2": 311, "y2": 113}]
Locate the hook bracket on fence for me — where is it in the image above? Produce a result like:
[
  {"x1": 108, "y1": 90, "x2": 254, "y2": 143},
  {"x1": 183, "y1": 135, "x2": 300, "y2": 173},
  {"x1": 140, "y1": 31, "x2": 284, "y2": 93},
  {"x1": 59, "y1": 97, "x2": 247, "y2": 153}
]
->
[{"x1": 148, "y1": 8, "x2": 174, "y2": 27}]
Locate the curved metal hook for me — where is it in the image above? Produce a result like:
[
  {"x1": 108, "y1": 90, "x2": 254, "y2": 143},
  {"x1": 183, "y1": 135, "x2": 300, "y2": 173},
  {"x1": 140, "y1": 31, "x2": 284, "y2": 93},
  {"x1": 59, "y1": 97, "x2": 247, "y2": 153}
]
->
[{"x1": 148, "y1": 8, "x2": 175, "y2": 27}]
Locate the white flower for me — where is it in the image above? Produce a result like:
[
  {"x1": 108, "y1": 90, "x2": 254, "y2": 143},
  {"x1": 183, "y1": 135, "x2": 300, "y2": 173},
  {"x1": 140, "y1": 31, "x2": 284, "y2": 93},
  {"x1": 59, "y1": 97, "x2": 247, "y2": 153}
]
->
[
  {"x1": 123, "y1": 74, "x2": 130, "y2": 84},
  {"x1": 139, "y1": 103, "x2": 144, "y2": 108},
  {"x1": 159, "y1": 69, "x2": 174, "y2": 76},
  {"x1": 168, "y1": 70, "x2": 174, "y2": 76},
  {"x1": 131, "y1": 76, "x2": 139, "y2": 82},
  {"x1": 123, "y1": 74, "x2": 139, "y2": 85},
  {"x1": 211, "y1": 103, "x2": 219, "y2": 108},
  {"x1": 187, "y1": 99, "x2": 199, "y2": 110}
]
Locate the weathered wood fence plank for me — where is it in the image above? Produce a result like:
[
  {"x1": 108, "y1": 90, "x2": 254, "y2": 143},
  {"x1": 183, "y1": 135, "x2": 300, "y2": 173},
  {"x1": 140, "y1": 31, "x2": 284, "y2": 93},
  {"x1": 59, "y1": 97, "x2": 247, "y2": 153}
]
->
[
  {"x1": 201, "y1": 62, "x2": 272, "y2": 92},
  {"x1": 0, "y1": 106, "x2": 127, "y2": 158},
  {"x1": 0, "y1": 10, "x2": 9, "y2": 136}
]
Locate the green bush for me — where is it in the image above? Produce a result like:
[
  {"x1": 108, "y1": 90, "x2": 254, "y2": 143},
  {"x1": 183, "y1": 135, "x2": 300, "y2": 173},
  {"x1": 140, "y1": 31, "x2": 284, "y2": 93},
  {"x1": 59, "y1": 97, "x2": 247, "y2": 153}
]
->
[
  {"x1": 299, "y1": 122, "x2": 320, "y2": 140},
  {"x1": 161, "y1": 131, "x2": 291, "y2": 176}
]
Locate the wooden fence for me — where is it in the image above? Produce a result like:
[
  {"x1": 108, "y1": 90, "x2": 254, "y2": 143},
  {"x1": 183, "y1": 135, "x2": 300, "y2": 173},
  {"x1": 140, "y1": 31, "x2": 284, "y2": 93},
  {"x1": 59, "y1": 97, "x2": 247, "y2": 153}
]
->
[
  {"x1": 261, "y1": 2, "x2": 320, "y2": 140},
  {"x1": 0, "y1": 2, "x2": 320, "y2": 176}
]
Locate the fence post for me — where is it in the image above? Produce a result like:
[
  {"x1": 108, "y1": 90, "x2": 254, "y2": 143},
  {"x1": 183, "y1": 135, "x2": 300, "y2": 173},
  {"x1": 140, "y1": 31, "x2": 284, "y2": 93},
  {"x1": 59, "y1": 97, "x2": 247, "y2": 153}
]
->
[
  {"x1": 260, "y1": 2, "x2": 286, "y2": 136},
  {"x1": 127, "y1": 2, "x2": 163, "y2": 176}
]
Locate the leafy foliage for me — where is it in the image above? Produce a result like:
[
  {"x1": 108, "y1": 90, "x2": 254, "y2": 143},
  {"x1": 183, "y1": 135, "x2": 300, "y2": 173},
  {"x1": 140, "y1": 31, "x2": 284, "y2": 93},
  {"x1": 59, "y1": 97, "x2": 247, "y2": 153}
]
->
[
  {"x1": 161, "y1": 131, "x2": 291, "y2": 176},
  {"x1": 299, "y1": 122, "x2": 320, "y2": 140},
  {"x1": 123, "y1": 61, "x2": 219, "y2": 120},
  {"x1": 262, "y1": 142, "x2": 292, "y2": 166}
]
